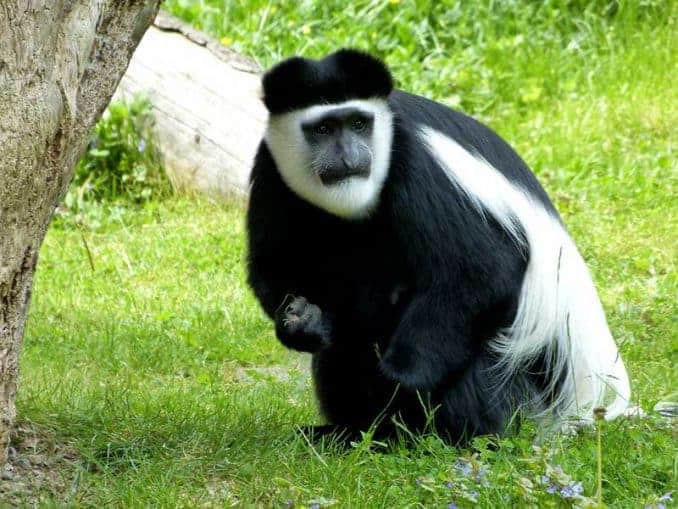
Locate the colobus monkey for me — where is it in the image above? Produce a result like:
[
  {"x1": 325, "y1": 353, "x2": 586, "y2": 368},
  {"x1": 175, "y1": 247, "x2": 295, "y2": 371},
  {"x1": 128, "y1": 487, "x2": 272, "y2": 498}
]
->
[{"x1": 246, "y1": 49, "x2": 630, "y2": 442}]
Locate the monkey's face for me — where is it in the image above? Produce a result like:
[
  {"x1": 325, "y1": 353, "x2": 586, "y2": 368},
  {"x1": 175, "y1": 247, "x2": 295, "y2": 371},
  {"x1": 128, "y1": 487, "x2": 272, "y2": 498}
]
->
[
  {"x1": 301, "y1": 107, "x2": 373, "y2": 186},
  {"x1": 265, "y1": 99, "x2": 393, "y2": 219}
]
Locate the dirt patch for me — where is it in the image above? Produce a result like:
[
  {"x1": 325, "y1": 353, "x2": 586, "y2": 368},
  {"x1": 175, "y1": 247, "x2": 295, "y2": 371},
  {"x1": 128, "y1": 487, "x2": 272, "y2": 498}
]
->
[{"x1": 0, "y1": 422, "x2": 79, "y2": 506}]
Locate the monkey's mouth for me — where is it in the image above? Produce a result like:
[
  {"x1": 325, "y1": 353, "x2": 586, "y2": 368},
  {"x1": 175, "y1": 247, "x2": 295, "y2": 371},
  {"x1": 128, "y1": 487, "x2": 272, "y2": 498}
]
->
[{"x1": 318, "y1": 168, "x2": 370, "y2": 186}]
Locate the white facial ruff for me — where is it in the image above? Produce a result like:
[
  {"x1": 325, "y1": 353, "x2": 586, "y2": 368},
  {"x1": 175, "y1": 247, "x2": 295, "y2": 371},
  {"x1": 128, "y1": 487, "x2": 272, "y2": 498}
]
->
[
  {"x1": 265, "y1": 99, "x2": 394, "y2": 219},
  {"x1": 418, "y1": 125, "x2": 630, "y2": 423}
]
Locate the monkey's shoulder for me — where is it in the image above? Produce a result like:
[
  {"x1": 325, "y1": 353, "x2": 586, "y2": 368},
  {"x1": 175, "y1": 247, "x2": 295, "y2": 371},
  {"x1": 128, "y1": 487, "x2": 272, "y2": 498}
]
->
[{"x1": 388, "y1": 90, "x2": 556, "y2": 212}]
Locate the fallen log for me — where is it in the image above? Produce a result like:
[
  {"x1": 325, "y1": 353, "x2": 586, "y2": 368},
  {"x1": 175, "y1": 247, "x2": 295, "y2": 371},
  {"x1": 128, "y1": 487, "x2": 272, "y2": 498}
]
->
[{"x1": 115, "y1": 12, "x2": 266, "y2": 197}]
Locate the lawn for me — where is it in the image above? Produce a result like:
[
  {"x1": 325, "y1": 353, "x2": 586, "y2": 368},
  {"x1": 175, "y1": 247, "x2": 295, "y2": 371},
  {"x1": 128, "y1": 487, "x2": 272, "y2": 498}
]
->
[{"x1": 13, "y1": 0, "x2": 677, "y2": 507}]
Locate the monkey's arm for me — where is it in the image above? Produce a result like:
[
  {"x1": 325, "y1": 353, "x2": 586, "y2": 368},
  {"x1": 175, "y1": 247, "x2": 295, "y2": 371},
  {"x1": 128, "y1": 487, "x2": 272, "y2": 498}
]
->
[
  {"x1": 246, "y1": 144, "x2": 297, "y2": 318},
  {"x1": 246, "y1": 144, "x2": 334, "y2": 353},
  {"x1": 246, "y1": 255, "x2": 291, "y2": 319},
  {"x1": 247, "y1": 227, "x2": 335, "y2": 353}
]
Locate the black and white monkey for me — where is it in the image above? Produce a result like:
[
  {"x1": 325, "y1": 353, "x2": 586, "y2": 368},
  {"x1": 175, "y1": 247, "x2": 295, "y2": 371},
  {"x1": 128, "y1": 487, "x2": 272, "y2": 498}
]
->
[{"x1": 246, "y1": 49, "x2": 630, "y2": 442}]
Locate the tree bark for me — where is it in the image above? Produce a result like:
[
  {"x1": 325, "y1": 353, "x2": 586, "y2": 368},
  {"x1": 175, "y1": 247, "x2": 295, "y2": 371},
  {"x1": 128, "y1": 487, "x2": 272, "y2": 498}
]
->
[{"x1": 0, "y1": 0, "x2": 160, "y2": 466}]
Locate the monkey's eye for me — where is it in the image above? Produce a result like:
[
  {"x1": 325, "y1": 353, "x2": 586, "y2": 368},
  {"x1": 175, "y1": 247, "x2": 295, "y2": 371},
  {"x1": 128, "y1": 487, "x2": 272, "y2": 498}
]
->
[
  {"x1": 351, "y1": 118, "x2": 366, "y2": 132},
  {"x1": 314, "y1": 123, "x2": 331, "y2": 135}
]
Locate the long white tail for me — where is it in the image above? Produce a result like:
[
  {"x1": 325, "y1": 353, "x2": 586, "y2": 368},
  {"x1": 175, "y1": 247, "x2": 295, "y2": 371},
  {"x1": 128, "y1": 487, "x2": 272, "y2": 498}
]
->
[{"x1": 419, "y1": 126, "x2": 630, "y2": 421}]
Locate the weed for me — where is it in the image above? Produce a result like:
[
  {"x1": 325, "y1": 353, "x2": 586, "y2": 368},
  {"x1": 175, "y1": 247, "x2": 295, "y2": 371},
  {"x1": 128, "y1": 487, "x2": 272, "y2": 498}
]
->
[{"x1": 58, "y1": 95, "x2": 171, "y2": 230}]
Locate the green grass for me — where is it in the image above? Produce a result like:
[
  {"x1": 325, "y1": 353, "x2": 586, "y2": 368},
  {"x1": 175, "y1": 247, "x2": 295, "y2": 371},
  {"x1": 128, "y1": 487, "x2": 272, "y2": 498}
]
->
[
  {"x1": 71, "y1": 96, "x2": 169, "y2": 206},
  {"x1": 16, "y1": 0, "x2": 677, "y2": 507}
]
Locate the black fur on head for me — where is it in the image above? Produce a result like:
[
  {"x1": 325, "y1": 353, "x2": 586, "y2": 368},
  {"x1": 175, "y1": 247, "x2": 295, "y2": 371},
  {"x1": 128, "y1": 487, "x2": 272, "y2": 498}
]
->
[{"x1": 262, "y1": 49, "x2": 394, "y2": 115}]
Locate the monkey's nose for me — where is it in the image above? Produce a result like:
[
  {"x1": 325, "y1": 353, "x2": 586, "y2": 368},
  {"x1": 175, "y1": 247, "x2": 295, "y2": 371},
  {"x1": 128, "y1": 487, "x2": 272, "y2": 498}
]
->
[
  {"x1": 341, "y1": 156, "x2": 360, "y2": 171},
  {"x1": 343, "y1": 147, "x2": 367, "y2": 171}
]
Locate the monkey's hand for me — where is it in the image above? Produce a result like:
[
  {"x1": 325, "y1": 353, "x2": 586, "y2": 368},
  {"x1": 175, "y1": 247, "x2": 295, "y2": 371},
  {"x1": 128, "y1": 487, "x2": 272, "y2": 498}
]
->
[{"x1": 274, "y1": 295, "x2": 332, "y2": 353}]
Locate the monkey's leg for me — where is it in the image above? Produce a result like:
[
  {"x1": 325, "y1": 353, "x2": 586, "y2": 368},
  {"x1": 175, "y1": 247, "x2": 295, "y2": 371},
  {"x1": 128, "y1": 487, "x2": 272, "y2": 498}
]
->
[
  {"x1": 434, "y1": 353, "x2": 534, "y2": 443},
  {"x1": 309, "y1": 344, "x2": 405, "y2": 439}
]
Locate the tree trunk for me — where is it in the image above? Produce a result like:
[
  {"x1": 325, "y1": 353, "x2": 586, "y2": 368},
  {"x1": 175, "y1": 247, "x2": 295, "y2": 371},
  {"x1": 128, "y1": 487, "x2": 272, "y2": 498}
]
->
[{"x1": 0, "y1": 0, "x2": 160, "y2": 466}]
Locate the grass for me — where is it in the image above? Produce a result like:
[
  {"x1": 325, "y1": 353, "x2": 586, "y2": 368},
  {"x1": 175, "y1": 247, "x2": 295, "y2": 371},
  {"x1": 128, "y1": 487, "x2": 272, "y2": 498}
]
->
[{"x1": 15, "y1": 0, "x2": 677, "y2": 507}]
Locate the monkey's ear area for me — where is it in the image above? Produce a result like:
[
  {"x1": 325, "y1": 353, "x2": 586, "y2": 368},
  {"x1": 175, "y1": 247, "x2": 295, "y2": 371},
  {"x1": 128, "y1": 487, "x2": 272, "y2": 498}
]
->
[
  {"x1": 261, "y1": 49, "x2": 393, "y2": 114},
  {"x1": 261, "y1": 57, "x2": 317, "y2": 113},
  {"x1": 330, "y1": 48, "x2": 394, "y2": 97}
]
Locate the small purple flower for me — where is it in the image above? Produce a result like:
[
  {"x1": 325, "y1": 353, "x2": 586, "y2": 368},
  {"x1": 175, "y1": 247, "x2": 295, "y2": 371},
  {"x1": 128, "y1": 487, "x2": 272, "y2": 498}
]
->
[
  {"x1": 446, "y1": 481, "x2": 455, "y2": 489},
  {"x1": 560, "y1": 481, "x2": 583, "y2": 499},
  {"x1": 540, "y1": 475, "x2": 550, "y2": 484},
  {"x1": 455, "y1": 459, "x2": 472, "y2": 476},
  {"x1": 448, "y1": 503, "x2": 458, "y2": 509},
  {"x1": 546, "y1": 484, "x2": 558, "y2": 494},
  {"x1": 657, "y1": 504, "x2": 666, "y2": 509},
  {"x1": 137, "y1": 138, "x2": 147, "y2": 153},
  {"x1": 475, "y1": 467, "x2": 489, "y2": 482},
  {"x1": 308, "y1": 504, "x2": 321, "y2": 509},
  {"x1": 561, "y1": 485, "x2": 575, "y2": 499},
  {"x1": 659, "y1": 493, "x2": 673, "y2": 502}
]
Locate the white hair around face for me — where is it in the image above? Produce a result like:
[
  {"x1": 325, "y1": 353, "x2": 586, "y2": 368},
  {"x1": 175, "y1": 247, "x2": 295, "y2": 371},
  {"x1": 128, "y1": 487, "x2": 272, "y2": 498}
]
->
[{"x1": 264, "y1": 99, "x2": 394, "y2": 219}]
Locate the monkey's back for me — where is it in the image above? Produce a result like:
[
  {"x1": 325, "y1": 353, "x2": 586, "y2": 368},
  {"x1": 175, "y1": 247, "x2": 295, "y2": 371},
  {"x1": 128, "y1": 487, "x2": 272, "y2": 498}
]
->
[{"x1": 388, "y1": 90, "x2": 557, "y2": 216}]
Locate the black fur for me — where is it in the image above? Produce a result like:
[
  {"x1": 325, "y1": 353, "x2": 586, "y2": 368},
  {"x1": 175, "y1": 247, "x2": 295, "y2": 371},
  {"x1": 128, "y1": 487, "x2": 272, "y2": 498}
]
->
[
  {"x1": 262, "y1": 49, "x2": 393, "y2": 114},
  {"x1": 247, "y1": 53, "x2": 561, "y2": 444}
]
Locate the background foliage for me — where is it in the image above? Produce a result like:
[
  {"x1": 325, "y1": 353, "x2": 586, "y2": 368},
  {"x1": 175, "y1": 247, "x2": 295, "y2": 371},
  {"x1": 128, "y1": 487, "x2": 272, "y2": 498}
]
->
[{"x1": 58, "y1": 96, "x2": 171, "y2": 231}]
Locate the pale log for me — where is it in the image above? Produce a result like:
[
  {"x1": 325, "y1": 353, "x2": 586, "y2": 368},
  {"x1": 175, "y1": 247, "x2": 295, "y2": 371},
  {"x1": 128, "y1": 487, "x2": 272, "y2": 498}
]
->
[{"x1": 115, "y1": 12, "x2": 267, "y2": 196}]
